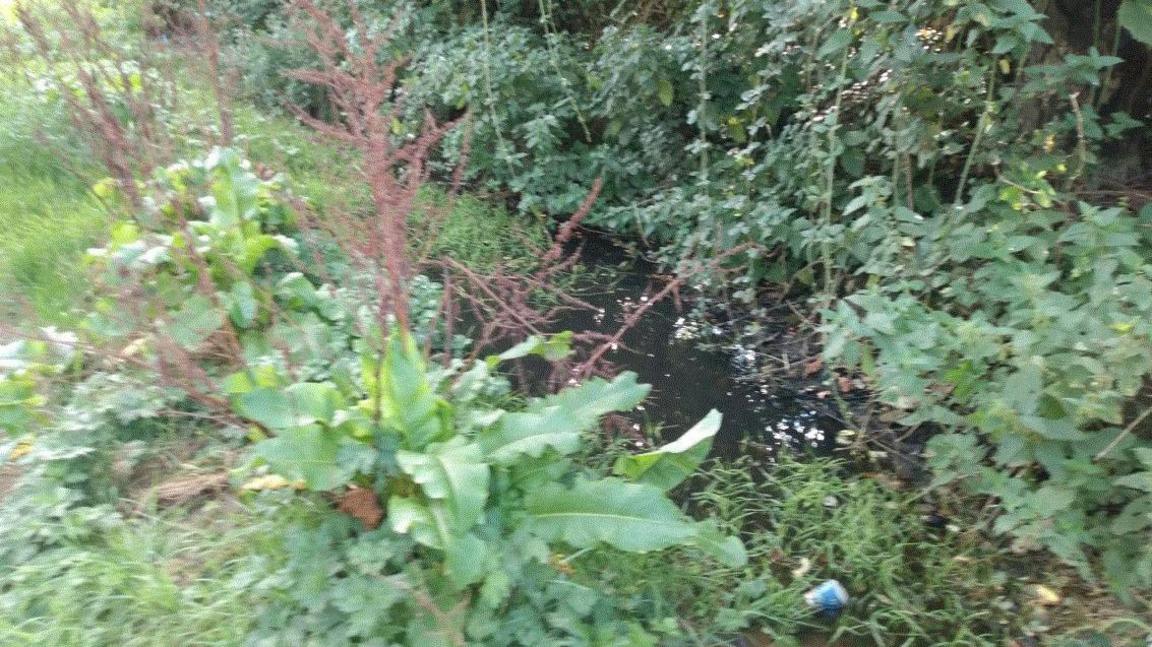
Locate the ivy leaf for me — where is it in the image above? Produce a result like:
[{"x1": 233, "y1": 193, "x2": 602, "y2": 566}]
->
[
  {"x1": 253, "y1": 424, "x2": 369, "y2": 490},
  {"x1": 524, "y1": 477, "x2": 698, "y2": 552},
  {"x1": 613, "y1": 409, "x2": 721, "y2": 490},
  {"x1": 1118, "y1": 0, "x2": 1152, "y2": 46},
  {"x1": 480, "y1": 372, "x2": 650, "y2": 463}
]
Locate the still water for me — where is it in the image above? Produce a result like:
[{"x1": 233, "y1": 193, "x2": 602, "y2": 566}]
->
[{"x1": 550, "y1": 233, "x2": 837, "y2": 457}]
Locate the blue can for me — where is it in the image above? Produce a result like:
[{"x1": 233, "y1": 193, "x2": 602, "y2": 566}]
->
[{"x1": 803, "y1": 579, "x2": 849, "y2": 615}]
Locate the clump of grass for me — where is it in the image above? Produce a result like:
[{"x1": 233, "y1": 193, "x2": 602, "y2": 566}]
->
[
  {"x1": 417, "y1": 188, "x2": 550, "y2": 271},
  {"x1": 575, "y1": 456, "x2": 1029, "y2": 646},
  {"x1": 0, "y1": 80, "x2": 105, "y2": 323}
]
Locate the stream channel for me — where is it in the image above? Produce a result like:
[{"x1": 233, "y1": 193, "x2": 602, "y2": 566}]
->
[{"x1": 536, "y1": 232, "x2": 839, "y2": 457}]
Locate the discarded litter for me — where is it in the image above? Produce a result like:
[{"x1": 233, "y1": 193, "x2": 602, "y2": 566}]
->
[{"x1": 804, "y1": 579, "x2": 849, "y2": 615}]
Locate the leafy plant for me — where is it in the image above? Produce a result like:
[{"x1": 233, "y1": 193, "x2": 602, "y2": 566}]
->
[{"x1": 232, "y1": 331, "x2": 743, "y2": 643}]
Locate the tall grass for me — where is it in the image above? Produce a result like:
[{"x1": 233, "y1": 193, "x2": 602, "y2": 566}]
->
[{"x1": 0, "y1": 89, "x2": 105, "y2": 323}]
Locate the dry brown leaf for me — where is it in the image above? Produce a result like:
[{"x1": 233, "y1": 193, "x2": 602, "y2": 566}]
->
[
  {"x1": 836, "y1": 376, "x2": 854, "y2": 392},
  {"x1": 338, "y1": 487, "x2": 384, "y2": 529},
  {"x1": 803, "y1": 358, "x2": 824, "y2": 376}
]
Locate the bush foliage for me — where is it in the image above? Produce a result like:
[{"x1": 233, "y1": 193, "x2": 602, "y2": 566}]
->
[{"x1": 202, "y1": 0, "x2": 1152, "y2": 595}]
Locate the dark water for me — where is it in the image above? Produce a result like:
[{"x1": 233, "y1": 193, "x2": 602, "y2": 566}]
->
[{"x1": 554, "y1": 233, "x2": 837, "y2": 457}]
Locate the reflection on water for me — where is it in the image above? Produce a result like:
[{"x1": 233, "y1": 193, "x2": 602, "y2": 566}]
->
[{"x1": 550, "y1": 233, "x2": 836, "y2": 457}]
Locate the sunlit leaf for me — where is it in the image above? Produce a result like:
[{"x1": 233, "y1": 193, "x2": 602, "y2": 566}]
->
[
  {"x1": 613, "y1": 409, "x2": 721, "y2": 490},
  {"x1": 524, "y1": 477, "x2": 698, "y2": 552}
]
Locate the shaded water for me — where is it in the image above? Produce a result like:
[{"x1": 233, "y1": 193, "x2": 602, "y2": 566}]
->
[{"x1": 555, "y1": 233, "x2": 837, "y2": 457}]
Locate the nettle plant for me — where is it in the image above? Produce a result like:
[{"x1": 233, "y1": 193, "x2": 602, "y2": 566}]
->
[{"x1": 232, "y1": 332, "x2": 744, "y2": 644}]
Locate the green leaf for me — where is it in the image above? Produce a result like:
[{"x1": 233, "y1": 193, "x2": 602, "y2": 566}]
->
[
  {"x1": 524, "y1": 477, "x2": 698, "y2": 552},
  {"x1": 235, "y1": 382, "x2": 344, "y2": 428},
  {"x1": 613, "y1": 409, "x2": 721, "y2": 490},
  {"x1": 284, "y1": 382, "x2": 346, "y2": 426},
  {"x1": 370, "y1": 334, "x2": 450, "y2": 449},
  {"x1": 396, "y1": 440, "x2": 490, "y2": 530},
  {"x1": 818, "y1": 30, "x2": 853, "y2": 58},
  {"x1": 492, "y1": 332, "x2": 574, "y2": 364},
  {"x1": 689, "y1": 519, "x2": 748, "y2": 567},
  {"x1": 1112, "y1": 496, "x2": 1152, "y2": 533},
  {"x1": 869, "y1": 10, "x2": 906, "y2": 23},
  {"x1": 1118, "y1": 0, "x2": 1152, "y2": 46},
  {"x1": 228, "y1": 281, "x2": 258, "y2": 328},
  {"x1": 253, "y1": 424, "x2": 369, "y2": 490},
  {"x1": 657, "y1": 78, "x2": 674, "y2": 107},
  {"x1": 240, "y1": 235, "x2": 286, "y2": 274},
  {"x1": 165, "y1": 294, "x2": 223, "y2": 349},
  {"x1": 1116, "y1": 472, "x2": 1152, "y2": 492},
  {"x1": 221, "y1": 364, "x2": 282, "y2": 395},
  {"x1": 387, "y1": 496, "x2": 445, "y2": 548},
  {"x1": 444, "y1": 532, "x2": 489, "y2": 588},
  {"x1": 208, "y1": 148, "x2": 259, "y2": 227},
  {"x1": 480, "y1": 372, "x2": 650, "y2": 463}
]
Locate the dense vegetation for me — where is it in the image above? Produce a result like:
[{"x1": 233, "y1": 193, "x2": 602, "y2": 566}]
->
[{"x1": 2, "y1": 0, "x2": 1151, "y2": 645}]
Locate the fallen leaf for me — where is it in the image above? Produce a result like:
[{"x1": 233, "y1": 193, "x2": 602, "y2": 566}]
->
[
  {"x1": 791, "y1": 556, "x2": 813, "y2": 578},
  {"x1": 338, "y1": 487, "x2": 383, "y2": 529},
  {"x1": 836, "y1": 375, "x2": 854, "y2": 392},
  {"x1": 804, "y1": 358, "x2": 824, "y2": 377},
  {"x1": 1030, "y1": 584, "x2": 1061, "y2": 606},
  {"x1": 241, "y1": 474, "x2": 304, "y2": 491}
]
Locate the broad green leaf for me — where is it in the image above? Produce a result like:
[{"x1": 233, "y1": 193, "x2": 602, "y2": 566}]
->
[
  {"x1": 444, "y1": 532, "x2": 489, "y2": 588},
  {"x1": 284, "y1": 382, "x2": 346, "y2": 426},
  {"x1": 492, "y1": 332, "x2": 574, "y2": 364},
  {"x1": 235, "y1": 382, "x2": 344, "y2": 428},
  {"x1": 688, "y1": 519, "x2": 748, "y2": 567},
  {"x1": 221, "y1": 364, "x2": 282, "y2": 395},
  {"x1": 388, "y1": 495, "x2": 445, "y2": 548},
  {"x1": 396, "y1": 440, "x2": 490, "y2": 530},
  {"x1": 253, "y1": 424, "x2": 369, "y2": 490},
  {"x1": 208, "y1": 148, "x2": 259, "y2": 227},
  {"x1": 165, "y1": 294, "x2": 223, "y2": 349},
  {"x1": 524, "y1": 477, "x2": 698, "y2": 552},
  {"x1": 613, "y1": 409, "x2": 721, "y2": 490},
  {"x1": 1118, "y1": 0, "x2": 1152, "y2": 46},
  {"x1": 1116, "y1": 472, "x2": 1152, "y2": 492},
  {"x1": 480, "y1": 372, "x2": 650, "y2": 463},
  {"x1": 479, "y1": 407, "x2": 582, "y2": 463},
  {"x1": 240, "y1": 235, "x2": 284, "y2": 274},
  {"x1": 228, "y1": 281, "x2": 258, "y2": 328},
  {"x1": 372, "y1": 334, "x2": 450, "y2": 448}
]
